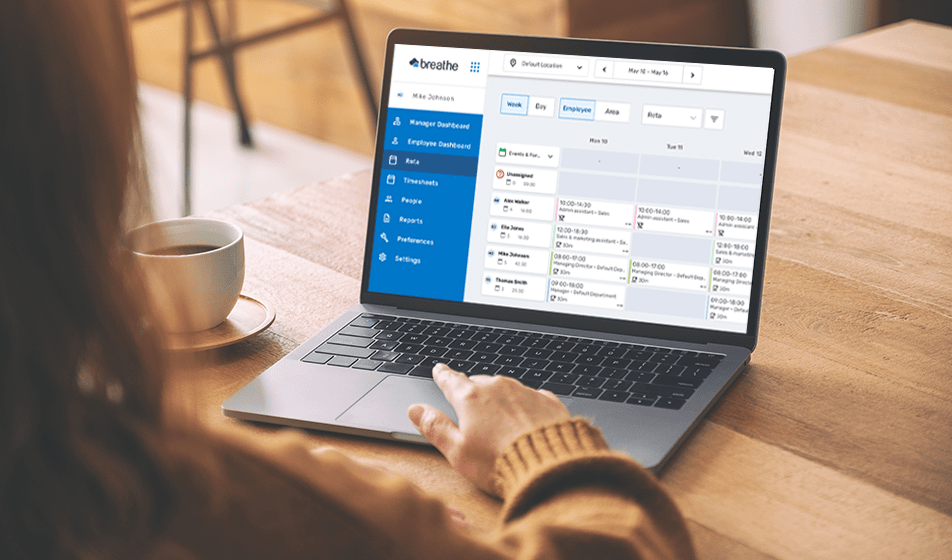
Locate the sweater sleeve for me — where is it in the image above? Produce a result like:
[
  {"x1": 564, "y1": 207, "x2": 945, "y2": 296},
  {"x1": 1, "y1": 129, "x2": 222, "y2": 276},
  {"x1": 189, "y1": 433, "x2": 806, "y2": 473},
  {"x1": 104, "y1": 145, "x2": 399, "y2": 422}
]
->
[
  {"x1": 166, "y1": 420, "x2": 695, "y2": 560},
  {"x1": 492, "y1": 418, "x2": 696, "y2": 560}
]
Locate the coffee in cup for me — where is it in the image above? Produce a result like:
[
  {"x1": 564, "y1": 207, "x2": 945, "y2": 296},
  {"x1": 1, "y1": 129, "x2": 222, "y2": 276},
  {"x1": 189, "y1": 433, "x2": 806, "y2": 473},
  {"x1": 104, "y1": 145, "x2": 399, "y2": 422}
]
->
[{"x1": 129, "y1": 218, "x2": 244, "y2": 333}]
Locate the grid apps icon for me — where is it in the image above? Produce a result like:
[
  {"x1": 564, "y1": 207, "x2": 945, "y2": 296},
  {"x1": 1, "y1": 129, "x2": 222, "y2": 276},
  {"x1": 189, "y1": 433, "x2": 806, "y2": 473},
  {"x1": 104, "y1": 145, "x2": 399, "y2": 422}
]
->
[{"x1": 470, "y1": 61, "x2": 480, "y2": 73}]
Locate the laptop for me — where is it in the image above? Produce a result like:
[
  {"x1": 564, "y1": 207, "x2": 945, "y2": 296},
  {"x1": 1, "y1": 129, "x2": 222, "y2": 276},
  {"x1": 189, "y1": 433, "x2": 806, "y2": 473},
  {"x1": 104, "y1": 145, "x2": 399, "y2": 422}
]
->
[{"x1": 223, "y1": 29, "x2": 786, "y2": 471}]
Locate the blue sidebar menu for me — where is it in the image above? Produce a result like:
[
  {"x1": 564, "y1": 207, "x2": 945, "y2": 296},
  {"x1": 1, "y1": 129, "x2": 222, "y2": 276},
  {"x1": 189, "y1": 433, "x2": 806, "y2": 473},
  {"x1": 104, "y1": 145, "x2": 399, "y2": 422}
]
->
[{"x1": 368, "y1": 108, "x2": 483, "y2": 301}]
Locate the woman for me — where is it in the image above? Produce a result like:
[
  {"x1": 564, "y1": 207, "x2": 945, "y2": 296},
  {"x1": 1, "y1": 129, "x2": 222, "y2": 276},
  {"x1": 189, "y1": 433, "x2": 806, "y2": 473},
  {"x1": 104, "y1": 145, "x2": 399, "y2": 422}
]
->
[{"x1": 0, "y1": 1, "x2": 696, "y2": 558}]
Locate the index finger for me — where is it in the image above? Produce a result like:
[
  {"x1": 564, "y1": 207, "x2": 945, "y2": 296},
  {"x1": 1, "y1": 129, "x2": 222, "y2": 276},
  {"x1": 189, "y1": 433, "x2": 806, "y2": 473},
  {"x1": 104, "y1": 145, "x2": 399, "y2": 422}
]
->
[{"x1": 432, "y1": 363, "x2": 472, "y2": 400}]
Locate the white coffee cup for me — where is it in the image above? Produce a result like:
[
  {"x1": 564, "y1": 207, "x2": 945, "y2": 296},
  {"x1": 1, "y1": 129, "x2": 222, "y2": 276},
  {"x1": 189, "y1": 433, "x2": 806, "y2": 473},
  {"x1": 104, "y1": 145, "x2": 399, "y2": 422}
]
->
[{"x1": 129, "y1": 218, "x2": 245, "y2": 333}]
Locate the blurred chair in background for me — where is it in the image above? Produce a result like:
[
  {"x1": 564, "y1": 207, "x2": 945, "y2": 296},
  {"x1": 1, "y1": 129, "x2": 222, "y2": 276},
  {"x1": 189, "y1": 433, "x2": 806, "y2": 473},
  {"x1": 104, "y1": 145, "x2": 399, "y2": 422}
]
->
[
  {"x1": 129, "y1": 0, "x2": 377, "y2": 216},
  {"x1": 567, "y1": 0, "x2": 752, "y2": 47}
]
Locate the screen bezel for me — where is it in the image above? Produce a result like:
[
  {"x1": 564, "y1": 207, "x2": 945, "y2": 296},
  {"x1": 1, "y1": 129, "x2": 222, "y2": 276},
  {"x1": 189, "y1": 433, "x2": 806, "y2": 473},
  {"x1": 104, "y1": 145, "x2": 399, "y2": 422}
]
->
[{"x1": 360, "y1": 28, "x2": 786, "y2": 352}]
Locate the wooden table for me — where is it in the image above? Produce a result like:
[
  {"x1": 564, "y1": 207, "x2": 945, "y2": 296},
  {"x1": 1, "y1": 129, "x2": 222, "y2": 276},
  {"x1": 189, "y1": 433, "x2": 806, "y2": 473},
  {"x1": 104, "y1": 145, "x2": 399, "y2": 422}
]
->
[{"x1": 184, "y1": 20, "x2": 952, "y2": 559}]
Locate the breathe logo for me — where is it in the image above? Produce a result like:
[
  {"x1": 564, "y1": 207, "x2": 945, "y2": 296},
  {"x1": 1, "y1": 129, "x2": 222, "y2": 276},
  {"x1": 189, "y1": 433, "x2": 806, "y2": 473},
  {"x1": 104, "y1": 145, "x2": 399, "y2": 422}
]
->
[{"x1": 408, "y1": 57, "x2": 458, "y2": 71}]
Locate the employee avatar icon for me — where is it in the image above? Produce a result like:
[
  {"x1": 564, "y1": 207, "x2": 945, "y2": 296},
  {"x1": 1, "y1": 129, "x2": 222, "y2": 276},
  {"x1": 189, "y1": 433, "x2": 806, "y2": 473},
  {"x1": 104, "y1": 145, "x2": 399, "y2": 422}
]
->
[
  {"x1": 391, "y1": 137, "x2": 399, "y2": 145},
  {"x1": 495, "y1": 169, "x2": 504, "y2": 179},
  {"x1": 487, "y1": 249, "x2": 495, "y2": 257},
  {"x1": 393, "y1": 117, "x2": 401, "y2": 126},
  {"x1": 387, "y1": 174, "x2": 395, "y2": 185},
  {"x1": 490, "y1": 222, "x2": 497, "y2": 231},
  {"x1": 493, "y1": 196, "x2": 500, "y2": 205},
  {"x1": 485, "y1": 276, "x2": 492, "y2": 284},
  {"x1": 388, "y1": 154, "x2": 397, "y2": 165},
  {"x1": 383, "y1": 213, "x2": 390, "y2": 223}
]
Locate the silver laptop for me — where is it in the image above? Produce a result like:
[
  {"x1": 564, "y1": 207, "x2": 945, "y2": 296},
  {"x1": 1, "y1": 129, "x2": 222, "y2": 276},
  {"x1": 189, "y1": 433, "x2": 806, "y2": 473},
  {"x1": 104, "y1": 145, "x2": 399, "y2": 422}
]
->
[{"x1": 224, "y1": 30, "x2": 786, "y2": 471}]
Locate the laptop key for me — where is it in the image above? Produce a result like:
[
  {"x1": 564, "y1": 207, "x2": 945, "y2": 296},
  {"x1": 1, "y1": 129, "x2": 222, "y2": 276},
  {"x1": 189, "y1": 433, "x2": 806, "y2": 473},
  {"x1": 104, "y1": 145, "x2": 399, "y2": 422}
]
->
[
  {"x1": 446, "y1": 328, "x2": 472, "y2": 339},
  {"x1": 550, "y1": 351, "x2": 579, "y2": 362},
  {"x1": 596, "y1": 346, "x2": 627, "y2": 358},
  {"x1": 520, "y1": 379, "x2": 544, "y2": 389},
  {"x1": 521, "y1": 358, "x2": 550, "y2": 369},
  {"x1": 375, "y1": 321, "x2": 402, "y2": 331},
  {"x1": 654, "y1": 398, "x2": 687, "y2": 410},
  {"x1": 395, "y1": 354, "x2": 424, "y2": 365},
  {"x1": 470, "y1": 331, "x2": 500, "y2": 343},
  {"x1": 473, "y1": 342, "x2": 502, "y2": 353},
  {"x1": 426, "y1": 336, "x2": 453, "y2": 347},
  {"x1": 655, "y1": 364, "x2": 686, "y2": 376},
  {"x1": 633, "y1": 383, "x2": 695, "y2": 400},
  {"x1": 448, "y1": 339, "x2": 477, "y2": 350},
  {"x1": 629, "y1": 361, "x2": 658, "y2": 373},
  {"x1": 398, "y1": 324, "x2": 427, "y2": 334},
  {"x1": 678, "y1": 356, "x2": 721, "y2": 368},
  {"x1": 522, "y1": 370, "x2": 553, "y2": 382},
  {"x1": 316, "y1": 343, "x2": 375, "y2": 359},
  {"x1": 419, "y1": 346, "x2": 447, "y2": 357},
  {"x1": 682, "y1": 367, "x2": 713, "y2": 379},
  {"x1": 574, "y1": 344, "x2": 600, "y2": 355},
  {"x1": 498, "y1": 345, "x2": 527, "y2": 356},
  {"x1": 497, "y1": 335, "x2": 525, "y2": 346},
  {"x1": 494, "y1": 355, "x2": 524, "y2": 366},
  {"x1": 444, "y1": 349, "x2": 474, "y2": 360},
  {"x1": 397, "y1": 343, "x2": 425, "y2": 354},
  {"x1": 648, "y1": 353, "x2": 680, "y2": 364},
  {"x1": 551, "y1": 373, "x2": 579, "y2": 384},
  {"x1": 652, "y1": 374, "x2": 703, "y2": 389},
  {"x1": 598, "y1": 391, "x2": 629, "y2": 402},
  {"x1": 497, "y1": 366, "x2": 525, "y2": 378},
  {"x1": 369, "y1": 340, "x2": 399, "y2": 351},
  {"x1": 327, "y1": 334, "x2": 374, "y2": 348},
  {"x1": 572, "y1": 386, "x2": 603, "y2": 399},
  {"x1": 373, "y1": 331, "x2": 402, "y2": 342},
  {"x1": 573, "y1": 364, "x2": 603, "y2": 376},
  {"x1": 370, "y1": 350, "x2": 401, "y2": 362},
  {"x1": 603, "y1": 379, "x2": 633, "y2": 392},
  {"x1": 523, "y1": 348, "x2": 553, "y2": 360},
  {"x1": 575, "y1": 355, "x2": 604, "y2": 366},
  {"x1": 598, "y1": 368, "x2": 628, "y2": 379},
  {"x1": 624, "y1": 371, "x2": 656, "y2": 383},
  {"x1": 575, "y1": 375, "x2": 603, "y2": 388},
  {"x1": 545, "y1": 362, "x2": 575, "y2": 373},
  {"x1": 470, "y1": 363, "x2": 500, "y2": 375},
  {"x1": 523, "y1": 338, "x2": 549, "y2": 349},
  {"x1": 470, "y1": 351, "x2": 497, "y2": 363},
  {"x1": 400, "y1": 333, "x2": 428, "y2": 344},
  {"x1": 378, "y1": 362, "x2": 413, "y2": 374},
  {"x1": 448, "y1": 360, "x2": 476, "y2": 373},
  {"x1": 348, "y1": 317, "x2": 380, "y2": 328},
  {"x1": 546, "y1": 340, "x2": 576, "y2": 352},
  {"x1": 408, "y1": 364, "x2": 434, "y2": 377},
  {"x1": 602, "y1": 358, "x2": 631, "y2": 369},
  {"x1": 422, "y1": 326, "x2": 451, "y2": 337},
  {"x1": 352, "y1": 359, "x2": 382, "y2": 370},
  {"x1": 327, "y1": 356, "x2": 357, "y2": 367},
  {"x1": 302, "y1": 352, "x2": 333, "y2": 364},
  {"x1": 627, "y1": 396, "x2": 657, "y2": 407},
  {"x1": 339, "y1": 326, "x2": 378, "y2": 338},
  {"x1": 540, "y1": 382, "x2": 574, "y2": 396}
]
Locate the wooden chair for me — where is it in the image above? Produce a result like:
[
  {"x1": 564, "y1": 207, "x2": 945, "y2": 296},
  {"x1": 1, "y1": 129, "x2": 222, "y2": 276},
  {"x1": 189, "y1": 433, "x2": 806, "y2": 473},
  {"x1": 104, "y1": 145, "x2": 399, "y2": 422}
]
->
[
  {"x1": 567, "y1": 0, "x2": 752, "y2": 48},
  {"x1": 130, "y1": 0, "x2": 378, "y2": 215}
]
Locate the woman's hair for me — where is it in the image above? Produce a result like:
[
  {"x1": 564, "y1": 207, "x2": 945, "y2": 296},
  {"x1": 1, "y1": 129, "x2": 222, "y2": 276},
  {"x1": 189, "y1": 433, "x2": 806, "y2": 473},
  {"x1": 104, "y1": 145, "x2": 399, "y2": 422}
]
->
[{"x1": 0, "y1": 0, "x2": 172, "y2": 556}]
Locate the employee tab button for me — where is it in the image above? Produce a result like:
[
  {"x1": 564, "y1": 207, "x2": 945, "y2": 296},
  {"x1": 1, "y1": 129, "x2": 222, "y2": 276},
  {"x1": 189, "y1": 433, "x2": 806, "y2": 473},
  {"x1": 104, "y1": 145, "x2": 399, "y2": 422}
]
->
[
  {"x1": 559, "y1": 98, "x2": 596, "y2": 120},
  {"x1": 500, "y1": 94, "x2": 529, "y2": 116}
]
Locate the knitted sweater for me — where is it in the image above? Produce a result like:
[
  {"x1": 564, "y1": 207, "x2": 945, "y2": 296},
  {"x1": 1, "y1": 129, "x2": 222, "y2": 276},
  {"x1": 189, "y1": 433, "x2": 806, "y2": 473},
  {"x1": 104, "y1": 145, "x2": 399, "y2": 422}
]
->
[{"x1": 150, "y1": 418, "x2": 696, "y2": 560}]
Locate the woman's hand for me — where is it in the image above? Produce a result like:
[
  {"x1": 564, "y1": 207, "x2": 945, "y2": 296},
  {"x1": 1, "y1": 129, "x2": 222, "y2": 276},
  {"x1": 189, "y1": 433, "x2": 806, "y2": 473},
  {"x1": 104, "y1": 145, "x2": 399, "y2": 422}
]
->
[{"x1": 407, "y1": 363, "x2": 571, "y2": 496}]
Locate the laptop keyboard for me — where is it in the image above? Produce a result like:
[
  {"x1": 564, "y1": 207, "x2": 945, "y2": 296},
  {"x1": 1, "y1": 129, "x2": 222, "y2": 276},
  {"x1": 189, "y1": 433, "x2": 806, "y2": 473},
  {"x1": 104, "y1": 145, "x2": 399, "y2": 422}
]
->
[{"x1": 301, "y1": 314, "x2": 724, "y2": 411}]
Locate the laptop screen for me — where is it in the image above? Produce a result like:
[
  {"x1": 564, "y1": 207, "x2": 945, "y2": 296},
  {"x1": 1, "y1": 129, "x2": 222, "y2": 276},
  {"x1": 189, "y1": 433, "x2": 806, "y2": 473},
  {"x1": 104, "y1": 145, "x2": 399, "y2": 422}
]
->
[{"x1": 364, "y1": 32, "x2": 783, "y2": 338}]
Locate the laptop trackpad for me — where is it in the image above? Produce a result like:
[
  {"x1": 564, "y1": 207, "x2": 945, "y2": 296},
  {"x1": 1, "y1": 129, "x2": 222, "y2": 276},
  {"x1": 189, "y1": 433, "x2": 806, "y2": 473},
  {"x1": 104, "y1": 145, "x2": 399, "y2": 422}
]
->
[{"x1": 336, "y1": 376, "x2": 459, "y2": 444}]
